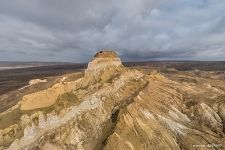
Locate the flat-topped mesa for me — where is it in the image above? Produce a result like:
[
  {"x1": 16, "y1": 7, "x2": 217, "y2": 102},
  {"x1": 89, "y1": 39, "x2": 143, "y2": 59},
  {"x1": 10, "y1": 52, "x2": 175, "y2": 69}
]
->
[
  {"x1": 94, "y1": 50, "x2": 118, "y2": 58},
  {"x1": 85, "y1": 50, "x2": 123, "y2": 77}
]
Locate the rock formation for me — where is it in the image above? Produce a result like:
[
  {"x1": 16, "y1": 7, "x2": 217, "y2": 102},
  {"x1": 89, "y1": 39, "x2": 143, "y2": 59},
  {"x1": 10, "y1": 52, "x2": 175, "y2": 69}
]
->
[
  {"x1": 85, "y1": 50, "x2": 123, "y2": 80},
  {"x1": 0, "y1": 50, "x2": 225, "y2": 150}
]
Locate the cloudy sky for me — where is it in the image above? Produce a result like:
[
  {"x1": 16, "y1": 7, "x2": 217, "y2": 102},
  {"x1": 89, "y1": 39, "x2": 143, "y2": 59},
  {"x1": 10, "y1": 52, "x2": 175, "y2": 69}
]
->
[{"x1": 0, "y1": 0, "x2": 225, "y2": 62}]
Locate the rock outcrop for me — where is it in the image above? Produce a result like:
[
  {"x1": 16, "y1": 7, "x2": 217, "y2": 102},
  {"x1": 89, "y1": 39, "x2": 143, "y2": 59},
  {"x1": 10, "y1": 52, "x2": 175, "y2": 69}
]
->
[
  {"x1": 20, "y1": 50, "x2": 123, "y2": 111},
  {"x1": 0, "y1": 50, "x2": 225, "y2": 150},
  {"x1": 29, "y1": 79, "x2": 47, "y2": 85},
  {"x1": 85, "y1": 50, "x2": 123, "y2": 80}
]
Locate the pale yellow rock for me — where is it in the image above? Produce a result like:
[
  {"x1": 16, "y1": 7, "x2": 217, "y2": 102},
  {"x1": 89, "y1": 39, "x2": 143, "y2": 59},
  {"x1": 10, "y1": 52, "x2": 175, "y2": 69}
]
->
[
  {"x1": 1, "y1": 50, "x2": 225, "y2": 150},
  {"x1": 20, "y1": 80, "x2": 78, "y2": 110},
  {"x1": 29, "y1": 79, "x2": 47, "y2": 85}
]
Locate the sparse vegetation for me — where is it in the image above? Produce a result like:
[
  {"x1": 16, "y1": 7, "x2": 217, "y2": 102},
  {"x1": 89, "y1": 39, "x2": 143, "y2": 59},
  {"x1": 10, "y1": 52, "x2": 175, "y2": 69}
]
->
[{"x1": 1, "y1": 52, "x2": 225, "y2": 149}]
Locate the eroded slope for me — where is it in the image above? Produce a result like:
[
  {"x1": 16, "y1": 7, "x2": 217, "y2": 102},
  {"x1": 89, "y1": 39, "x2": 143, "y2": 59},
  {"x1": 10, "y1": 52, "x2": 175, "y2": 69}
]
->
[{"x1": 0, "y1": 50, "x2": 225, "y2": 150}]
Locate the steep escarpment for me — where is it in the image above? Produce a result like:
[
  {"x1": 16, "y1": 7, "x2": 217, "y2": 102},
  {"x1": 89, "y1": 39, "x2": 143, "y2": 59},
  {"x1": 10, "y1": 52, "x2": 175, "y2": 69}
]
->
[
  {"x1": 0, "y1": 50, "x2": 147, "y2": 149},
  {"x1": 0, "y1": 50, "x2": 225, "y2": 150},
  {"x1": 85, "y1": 50, "x2": 123, "y2": 80},
  {"x1": 20, "y1": 51, "x2": 123, "y2": 111}
]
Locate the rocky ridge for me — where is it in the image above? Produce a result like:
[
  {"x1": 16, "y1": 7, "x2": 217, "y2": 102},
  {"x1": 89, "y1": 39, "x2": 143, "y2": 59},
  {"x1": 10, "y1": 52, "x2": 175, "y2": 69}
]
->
[{"x1": 0, "y1": 50, "x2": 225, "y2": 150}]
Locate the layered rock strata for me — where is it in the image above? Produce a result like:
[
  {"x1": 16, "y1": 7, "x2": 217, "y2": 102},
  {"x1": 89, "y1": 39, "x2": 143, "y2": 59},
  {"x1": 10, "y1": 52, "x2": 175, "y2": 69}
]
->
[{"x1": 0, "y1": 50, "x2": 225, "y2": 150}]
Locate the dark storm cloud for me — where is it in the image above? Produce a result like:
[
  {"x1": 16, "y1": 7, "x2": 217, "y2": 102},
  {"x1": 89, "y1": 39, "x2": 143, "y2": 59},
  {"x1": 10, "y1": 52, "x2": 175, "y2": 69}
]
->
[{"x1": 0, "y1": 0, "x2": 225, "y2": 62}]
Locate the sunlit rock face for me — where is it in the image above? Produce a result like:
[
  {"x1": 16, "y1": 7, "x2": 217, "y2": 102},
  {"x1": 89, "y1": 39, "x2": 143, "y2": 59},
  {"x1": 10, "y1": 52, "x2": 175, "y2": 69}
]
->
[
  {"x1": 1, "y1": 50, "x2": 225, "y2": 150},
  {"x1": 85, "y1": 50, "x2": 122, "y2": 79},
  {"x1": 87, "y1": 50, "x2": 122, "y2": 70},
  {"x1": 20, "y1": 50, "x2": 122, "y2": 111}
]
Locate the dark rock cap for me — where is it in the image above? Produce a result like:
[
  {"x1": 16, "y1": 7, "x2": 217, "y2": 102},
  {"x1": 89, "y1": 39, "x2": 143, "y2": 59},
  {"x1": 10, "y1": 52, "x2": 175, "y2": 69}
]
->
[{"x1": 94, "y1": 50, "x2": 119, "y2": 58}]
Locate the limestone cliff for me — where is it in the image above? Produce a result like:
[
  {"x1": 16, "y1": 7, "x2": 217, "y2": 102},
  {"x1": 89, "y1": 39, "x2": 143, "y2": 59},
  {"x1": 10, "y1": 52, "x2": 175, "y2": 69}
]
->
[
  {"x1": 0, "y1": 50, "x2": 225, "y2": 150},
  {"x1": 85, "y1": 50, "x2": 123, "y2": 80}
]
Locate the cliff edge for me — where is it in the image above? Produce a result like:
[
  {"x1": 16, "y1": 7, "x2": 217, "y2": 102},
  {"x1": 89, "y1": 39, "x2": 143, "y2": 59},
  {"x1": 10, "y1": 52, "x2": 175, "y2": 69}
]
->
[{"x1": 0, "y1": 50, "x2": 225, "y2": 150}]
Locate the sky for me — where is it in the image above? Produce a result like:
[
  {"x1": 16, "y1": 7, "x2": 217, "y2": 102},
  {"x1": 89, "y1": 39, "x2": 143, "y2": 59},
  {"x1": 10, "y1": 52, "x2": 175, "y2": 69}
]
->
[{"x1": 0, "y1": 0, "x2": 225, "y2": 62}]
